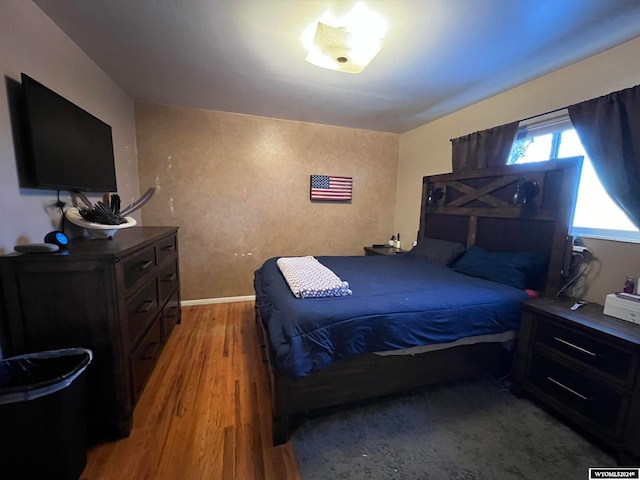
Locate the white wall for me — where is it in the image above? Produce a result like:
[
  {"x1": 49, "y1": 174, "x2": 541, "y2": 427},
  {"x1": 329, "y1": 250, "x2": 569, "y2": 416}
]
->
[
  {"x1": 396, "y1": 36, "x2": 640, "y2": 303},
  {"x1": 0, "y1": 1, "x2": 139, "y2": 254}
]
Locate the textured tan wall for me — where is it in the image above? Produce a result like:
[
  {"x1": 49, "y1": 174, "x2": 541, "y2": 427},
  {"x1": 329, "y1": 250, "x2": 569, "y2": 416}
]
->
[{"x1": 135, "y1": 103, "x2": 399, "y2": 300}]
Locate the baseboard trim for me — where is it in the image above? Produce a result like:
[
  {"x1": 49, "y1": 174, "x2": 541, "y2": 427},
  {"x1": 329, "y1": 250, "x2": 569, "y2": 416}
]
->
[{"x1": 181, "y1": 295, "x2": 255, "y2": 306}]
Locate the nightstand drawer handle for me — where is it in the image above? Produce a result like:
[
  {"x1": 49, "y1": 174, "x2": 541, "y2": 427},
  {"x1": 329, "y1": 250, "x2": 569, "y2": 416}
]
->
[
  {"x1": 547, "y1": 376, "x2": 590, "y2": 401},
  {"x1": 553, "y1": 336, "x2": 597, "y2": 357}
]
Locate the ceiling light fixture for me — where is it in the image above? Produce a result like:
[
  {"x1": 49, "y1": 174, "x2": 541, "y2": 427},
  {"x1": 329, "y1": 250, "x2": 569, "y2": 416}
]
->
[{"x1": 303, "y1": 2, "x2": 387, "y2": 74}]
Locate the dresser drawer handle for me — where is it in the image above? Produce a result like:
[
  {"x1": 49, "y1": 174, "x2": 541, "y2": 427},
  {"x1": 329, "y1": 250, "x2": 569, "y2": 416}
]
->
[
  {"x1": 162, "y1": 273, "x2": 177, "y2": 282},
  {"x1": 141, "y1": 341, "x2": 159, "y2": 360},
  {"x1": 547, "y1": 376, "x2": 590, "y2": 401},
  {"x1": 553, "y1": 336, "x2": 597, "y2": 357},
  {"x1": 135, "y1": 260, "x2": 154, "y2": 271},
  {"x1": 136, "y1": 300, "x2": 155, "y2": 313},
  {"x1": 162, "y1": 245, "x2": 176, "y2": 251},
  {"x1": 166, "y1": 306, "x2": 179, "y2": 317}
]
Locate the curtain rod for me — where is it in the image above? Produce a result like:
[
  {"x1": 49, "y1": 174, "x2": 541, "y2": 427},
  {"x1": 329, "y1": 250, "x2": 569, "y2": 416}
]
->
[{"x1": 519, "y1": 105, "x2": 569, "y2": 123}]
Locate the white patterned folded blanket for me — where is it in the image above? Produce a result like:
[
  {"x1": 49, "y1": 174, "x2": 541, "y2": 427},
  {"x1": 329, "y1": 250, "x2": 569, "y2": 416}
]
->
[{"x1": 276, "y1": 256, "x2": 352, "y2": 299}]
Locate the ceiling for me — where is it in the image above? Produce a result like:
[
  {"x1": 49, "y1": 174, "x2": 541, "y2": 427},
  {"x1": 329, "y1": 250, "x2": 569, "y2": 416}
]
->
[{"x1": 34, "y1": 0, "x2": 640, "y2": 133}]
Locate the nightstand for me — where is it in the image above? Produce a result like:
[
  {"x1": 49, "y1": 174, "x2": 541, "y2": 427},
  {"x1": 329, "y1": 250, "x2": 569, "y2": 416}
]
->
[
  {"x1": 364, "y1": 246, "x2": 406, "y2": 256},
  {"x1": 512, "y1": 297, "x2": 640, "y2": 464}
]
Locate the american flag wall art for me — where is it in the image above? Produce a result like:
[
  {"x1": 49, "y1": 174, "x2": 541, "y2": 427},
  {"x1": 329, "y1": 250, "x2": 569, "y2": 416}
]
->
[{"x1": 310, "y1": 175, "x2": 353, "y2": 201}]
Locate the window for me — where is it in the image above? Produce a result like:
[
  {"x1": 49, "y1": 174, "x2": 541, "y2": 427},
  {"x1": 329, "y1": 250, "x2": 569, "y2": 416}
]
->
[{"x1": 509, "y1": 111, "x2": 640, "y2": 243}]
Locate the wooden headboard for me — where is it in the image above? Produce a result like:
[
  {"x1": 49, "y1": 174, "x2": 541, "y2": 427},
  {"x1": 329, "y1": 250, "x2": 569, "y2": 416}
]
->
[{"x1": 419, "y1": 157, "x2": 583, "y2": 297}]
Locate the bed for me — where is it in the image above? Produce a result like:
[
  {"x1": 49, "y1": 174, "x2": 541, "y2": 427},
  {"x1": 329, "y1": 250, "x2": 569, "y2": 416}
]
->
[{"x1": 255, "y1": 157, "x2": 583, "y2": 444}]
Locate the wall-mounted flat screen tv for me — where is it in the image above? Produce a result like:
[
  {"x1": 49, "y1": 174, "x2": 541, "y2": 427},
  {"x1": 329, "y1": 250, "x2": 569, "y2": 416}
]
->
[{"x1": 20, "y1": 73, "x2": 117, "y2": 192}]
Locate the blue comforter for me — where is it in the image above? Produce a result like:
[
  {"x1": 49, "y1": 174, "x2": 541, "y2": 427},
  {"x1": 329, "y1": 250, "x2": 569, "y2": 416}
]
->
[{"x1": 254, "y1": 255, "x2": 530, "y2": 379}]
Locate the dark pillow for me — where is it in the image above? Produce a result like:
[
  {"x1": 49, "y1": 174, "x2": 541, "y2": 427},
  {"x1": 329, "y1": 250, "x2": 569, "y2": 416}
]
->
[
  {"x1": 407, "y1": 237, "x2": 466, "y2": 266},
  {"x1": 451, "y1": 245, "x2": 548, "y2": 290}
]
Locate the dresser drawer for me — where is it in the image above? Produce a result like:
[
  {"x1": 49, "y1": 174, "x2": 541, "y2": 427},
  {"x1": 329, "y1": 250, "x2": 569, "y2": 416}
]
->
[
  {"x1": 528, "y1": 352, "x2": 626, "y2": 436},
  {"x1": 156, "y1": 235, "x2": 177, "y2": 265},
  {"x1": 534, "y1": 317, "x2": 634, "y2": 383},
  {"x1": 130, "y1": 315, "x2": 162, "y2": 401},
  {"x1": 124, "y1": 246, "x2": 157, "y2": 290},
  {"x1": 158, "y1": 259, "x2": 179, "y2": 305},
  {"x1": 161, "y1": 289, "x2": 181, "y2": 343},
  {"x1": 126, "y1": 278, "x2": 159, "y2": 345}
]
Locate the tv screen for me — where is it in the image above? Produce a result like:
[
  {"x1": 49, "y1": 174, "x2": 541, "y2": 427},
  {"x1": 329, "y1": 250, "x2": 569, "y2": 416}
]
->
[{"x1": 20, "y1": 73, "x2": 117, "y2": 192}]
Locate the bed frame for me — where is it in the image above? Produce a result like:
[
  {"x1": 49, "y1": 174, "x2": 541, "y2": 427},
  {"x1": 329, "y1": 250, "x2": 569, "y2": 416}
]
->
[{"x1": 257, "y1": 157, "x2": 583, "y2": 444}]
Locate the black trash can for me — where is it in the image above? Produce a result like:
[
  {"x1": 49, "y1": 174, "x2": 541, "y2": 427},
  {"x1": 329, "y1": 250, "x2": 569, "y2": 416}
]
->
[{"x1": 0, "y1": 348, "x2": 93, "y2": 480}]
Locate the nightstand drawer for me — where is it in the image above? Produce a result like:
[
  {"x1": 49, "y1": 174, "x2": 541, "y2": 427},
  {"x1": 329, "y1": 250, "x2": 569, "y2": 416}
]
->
[
  {"x1": 534, "y1": 317, "x2": 633, "y2": 383},
  {"x1": 529, "y1": 352, "x2": 625, "y2": 436}
]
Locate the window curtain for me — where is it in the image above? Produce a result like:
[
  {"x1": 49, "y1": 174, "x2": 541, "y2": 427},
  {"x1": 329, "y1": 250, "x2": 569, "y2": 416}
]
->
[
  {"x1": 568, "y1": 85, "x2": 640, "y2": 229},
  {"x1": 451, "y1": 121, "x2": 519, "y2": 171}
]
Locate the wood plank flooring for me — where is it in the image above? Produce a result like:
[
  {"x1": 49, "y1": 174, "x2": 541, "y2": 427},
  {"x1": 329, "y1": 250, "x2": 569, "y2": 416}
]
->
[{"x1": 81, "y1": 301, "x2": 300, "y2": 480}]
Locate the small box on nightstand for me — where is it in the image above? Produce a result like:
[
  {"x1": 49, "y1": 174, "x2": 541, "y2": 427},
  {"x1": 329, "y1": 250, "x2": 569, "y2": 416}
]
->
[{"x1": 604, "y1": 293, "x2": 640, "y2": 324}]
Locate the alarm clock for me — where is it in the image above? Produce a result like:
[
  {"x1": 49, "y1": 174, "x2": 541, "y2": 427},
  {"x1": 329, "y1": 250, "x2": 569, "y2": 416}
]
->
[{"x1": 44, "y1": 230, "x2": 70, "y2": 249}]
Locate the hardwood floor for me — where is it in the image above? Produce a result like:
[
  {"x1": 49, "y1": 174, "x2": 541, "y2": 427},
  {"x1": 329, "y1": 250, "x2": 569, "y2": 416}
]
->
[{"x1": 81, "y1": 302, "x2": 300, "y2": 480}]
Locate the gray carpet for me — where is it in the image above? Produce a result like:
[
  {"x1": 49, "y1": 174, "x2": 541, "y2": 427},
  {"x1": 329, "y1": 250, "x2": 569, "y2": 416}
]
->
[{"x1": 293, "y1": 376, "x2": 615, "y2": 479}]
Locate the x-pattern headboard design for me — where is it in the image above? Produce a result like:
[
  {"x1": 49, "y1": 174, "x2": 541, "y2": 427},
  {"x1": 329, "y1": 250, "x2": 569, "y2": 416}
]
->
[{"x1": 419, "y1": 156, "x2": 583, "y2": 296}]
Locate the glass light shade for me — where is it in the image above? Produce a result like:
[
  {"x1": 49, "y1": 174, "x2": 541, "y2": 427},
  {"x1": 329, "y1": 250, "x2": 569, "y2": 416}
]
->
[
  {"x1": 303, "y1": 2, "x2": 387, "y2": 73},
  {"x1": 511, "y1": 179, "x2": 539, "y2": 205}
]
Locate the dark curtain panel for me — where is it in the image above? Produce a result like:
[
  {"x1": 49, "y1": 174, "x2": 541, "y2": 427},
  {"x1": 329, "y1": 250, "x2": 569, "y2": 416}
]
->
[
  {"x1": 451, "y1": 121, "x2": 519, "y2": 171},
  {"x1": 568, "y1": 85, "x2": 640, "y2": 228}
]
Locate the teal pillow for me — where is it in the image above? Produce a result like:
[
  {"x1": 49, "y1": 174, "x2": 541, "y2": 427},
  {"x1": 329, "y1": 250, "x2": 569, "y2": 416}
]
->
[{"x1": 451, "y1": 245, "x2": 548, "y2": 290}]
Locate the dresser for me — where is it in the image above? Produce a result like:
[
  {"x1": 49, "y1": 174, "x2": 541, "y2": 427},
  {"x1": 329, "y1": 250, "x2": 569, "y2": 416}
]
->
[
  {"x1": 0, "y1": 227, "x2": 181, "y2": 439},
  {"x1": 512, "y1": 297, "x2": 640, "y2": 463}
]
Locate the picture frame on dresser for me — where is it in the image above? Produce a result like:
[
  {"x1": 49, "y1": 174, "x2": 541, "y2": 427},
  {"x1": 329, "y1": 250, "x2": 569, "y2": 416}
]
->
[{"x1": 0, "y1": 226, "x2": 181, "y2": 440}]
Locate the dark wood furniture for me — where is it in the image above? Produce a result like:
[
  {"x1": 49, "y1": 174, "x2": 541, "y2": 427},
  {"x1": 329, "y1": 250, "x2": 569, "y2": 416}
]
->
[
  {"x1": 512, "y1": 297, "x2": 640, "y2": 463},
  {"x1": 257, "y1": 157, "x2": 583, "y2": 444},
  {"x1": 363, "y1": 245, "x2": 406, "y2": 255},
  {"x1": 0, "y1": 226, "x2": 181, "y2": 440}
]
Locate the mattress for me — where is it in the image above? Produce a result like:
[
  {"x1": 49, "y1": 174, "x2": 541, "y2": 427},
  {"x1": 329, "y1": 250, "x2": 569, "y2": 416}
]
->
[{"x1": 254, "y1": 255, "x2": 530, "y2": 379}]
